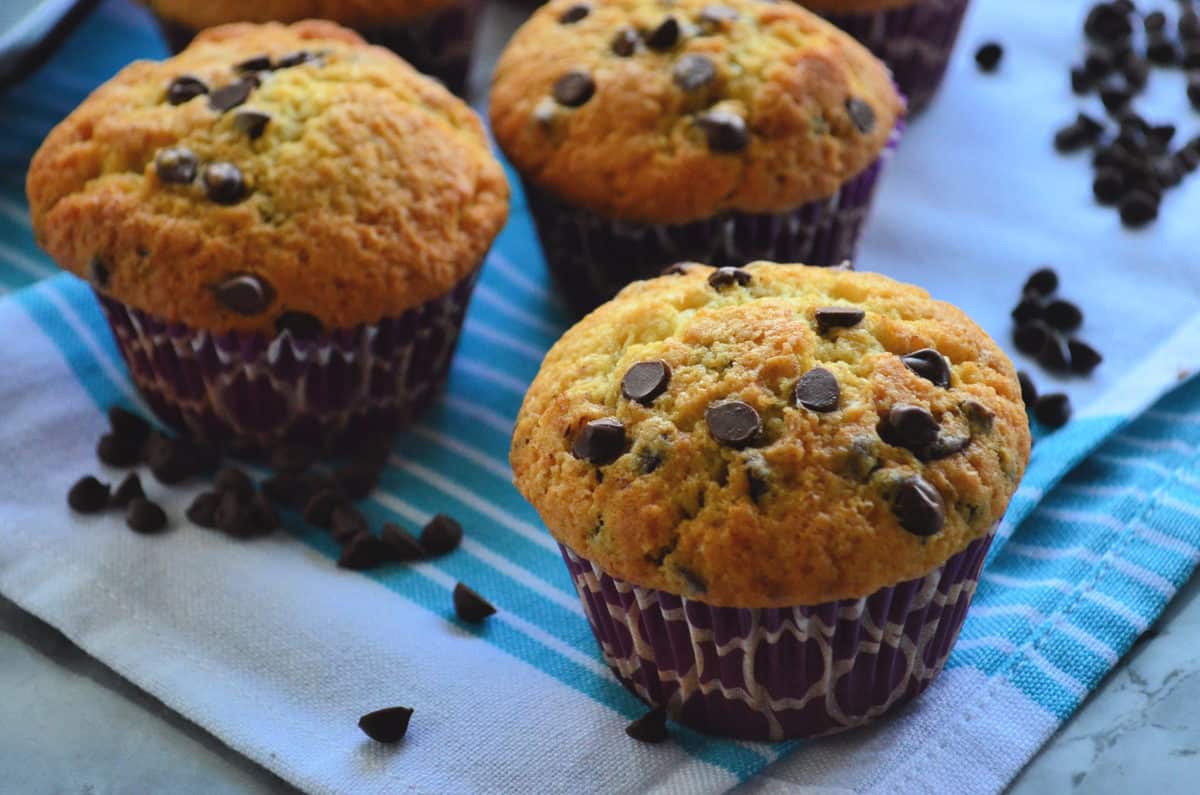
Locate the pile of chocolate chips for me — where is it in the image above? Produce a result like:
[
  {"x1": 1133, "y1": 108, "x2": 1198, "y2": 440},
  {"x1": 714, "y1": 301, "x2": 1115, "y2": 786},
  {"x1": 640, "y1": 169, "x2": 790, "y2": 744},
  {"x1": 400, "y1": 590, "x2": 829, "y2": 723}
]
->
[{"x1": 1055, "y1": 1, "x2": 1200, "y2": 227}]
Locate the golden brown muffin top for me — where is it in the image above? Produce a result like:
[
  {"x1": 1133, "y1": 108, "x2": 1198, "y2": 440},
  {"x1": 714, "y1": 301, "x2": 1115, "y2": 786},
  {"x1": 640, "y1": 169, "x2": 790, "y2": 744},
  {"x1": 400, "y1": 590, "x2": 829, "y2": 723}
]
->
[
  {"x1": 144, "y1": 0, "x2": 461, "y2": 29},
  {"x1": 27, "y1": 20, "x2": 508, "y2": 335},
  {"x1": 490, "y1": 0, "x2": 903, "y2": 224},
  {"x1": 511, "y1": 263, "x2": 1030, "y2": 607}
]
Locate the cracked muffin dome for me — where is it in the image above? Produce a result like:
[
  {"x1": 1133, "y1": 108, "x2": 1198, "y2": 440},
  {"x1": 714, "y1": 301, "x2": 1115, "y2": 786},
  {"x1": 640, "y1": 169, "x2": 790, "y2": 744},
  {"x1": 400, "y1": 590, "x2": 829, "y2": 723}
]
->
[
  {"x1": 489, "y1": 0, "x2": 903, "y2": 224},
  {"x1": 26, "y1": 20, "x2": 508, "y2": 335},
  {"x1": 143, "y1": 0, "x2": 463, "y2": 29},
  {"x1": 511, "y1": 262, "x2": 1031, "y2": 607}
]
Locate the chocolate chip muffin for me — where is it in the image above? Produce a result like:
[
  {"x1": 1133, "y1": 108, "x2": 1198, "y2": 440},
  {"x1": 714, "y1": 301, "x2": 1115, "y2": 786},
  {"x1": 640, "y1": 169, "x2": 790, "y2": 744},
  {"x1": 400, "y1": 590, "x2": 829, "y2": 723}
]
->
[
  {"x1": 799, "y1": 0, "x2": 971, "y2": 113},
  {"x1": 490, "y1": 0, "x2": 904, "y2": 315},
  {"x1": 143, "y1": 0, "x2": 482, "y2": 94},
  {"x1": 511, "y1": 261, "x2": 1030, "y2": 740},
  {"x1": 27, "y1": 20, "x2": 509, "y2": 451}
]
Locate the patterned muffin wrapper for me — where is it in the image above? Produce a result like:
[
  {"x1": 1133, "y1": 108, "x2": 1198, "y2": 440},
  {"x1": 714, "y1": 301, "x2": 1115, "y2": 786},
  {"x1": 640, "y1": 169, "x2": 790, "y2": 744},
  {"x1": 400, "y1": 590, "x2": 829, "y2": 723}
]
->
[
  {"x1": 153, "y1": 0, "x2": 481, "y2": 96},
  {"x1": 819, "y1": 0, "x2": 970, "y2": 114},
  {"x1": 522, "y1": 124, "x2": 902, "y2": 316},
  {"x1": 560, "y1": 528, "x2": 994, "y2": 741},
  {"x1": 93, "y1": 268, "x2": 479, "y2": 452}
]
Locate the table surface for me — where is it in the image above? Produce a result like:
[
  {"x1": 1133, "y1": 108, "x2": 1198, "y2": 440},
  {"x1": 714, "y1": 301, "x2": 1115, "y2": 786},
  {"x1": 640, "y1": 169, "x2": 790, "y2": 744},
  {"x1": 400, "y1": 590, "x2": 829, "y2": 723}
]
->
[{"x1": 1, "y1": 2, "x2": 1198, "y2": 793}]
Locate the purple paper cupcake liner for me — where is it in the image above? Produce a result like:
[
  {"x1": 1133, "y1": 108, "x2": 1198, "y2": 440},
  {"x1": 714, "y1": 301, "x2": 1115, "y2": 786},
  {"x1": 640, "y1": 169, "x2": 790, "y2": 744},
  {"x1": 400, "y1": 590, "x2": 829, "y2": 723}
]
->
[
  {"x1": 523, "y1": 125, "x2": 902, "y2": 316},
  {"x1": 561, "y1": 528, "x2": 993, "y2": 741},
  {"x1": 93, "y1": 268, "x2": 479, "y2": 452},
  {"x1": 819, "y1": 0, "x2": 970, "y2": 114},
  {"x1": 153, "y1": 0, "x2": 481, "y2": 96}
]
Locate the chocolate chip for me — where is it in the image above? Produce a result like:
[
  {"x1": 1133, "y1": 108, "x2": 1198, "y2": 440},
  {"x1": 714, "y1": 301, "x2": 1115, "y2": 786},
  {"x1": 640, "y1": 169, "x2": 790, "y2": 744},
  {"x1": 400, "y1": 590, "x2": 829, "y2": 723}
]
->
[
  {"x1": 1068, "y1": 338, "x2": 1103, "y2": 374},
  {"x1": 673, "y1": 54, "x2": 715, "y2": 91},
  {"x1": 334, "y1": 464, "x2": 379, "y2": 501},
  {"x1": 1011, "y1": 297, "x2": 1044, "y2": 325},
  {"x1": 1023, "y1": 267, "x2": 1059, "y2": 296},
  {"x1": 845, "y1": 98, "x2": 875, "y2": 134},
  {"x1": 1084, "y1": 4, "x2": 1132, "y2": 41},
  {"x1": 661, "y1": 262, "x2": 693, "y2": 276},
  {"x1": 358, "y1": 706, "x2": 413, "y2": 743},
  {"x1": 202, "y1": 162, "x2": 248, "y2": 205},
  {"x1": 1043, "y1": 299, "x2": 1083, "y2": 332},
  {"x1": 232, "y1": 109, "x2": 271, "y2": 139},
  {"x1": 1146, "y1": 36, "x2": 1176, "y2": 65},
  {"x1": 1093, "y1": 166, "x2": 1125, "y2": 204},
  {"x1": 696, "y1": 110, "x2": 748, "y2": 152},
  {"x1": 1055, "y1": 113, "x2": 1105, "y2": 152},
  {"x1": 1037, "y1": 334, "x2": 1071, "y2": 373},
  {"x1": 917, "y1": 433, "x2": 971, "y2": 462},
  {"x1": 275, "y1": 311, "x2": 323, "y2": 340},
  {"x1": 1085, "y1": 49, "x2": 1114, "y2": 79},
  {"x1": 381, "y1": 522, "x2": 424, "y2": 562},
  {"x1": 611, "y1": 27, "x2": 639, "y2": 56},
  {"x1": 214, "y1": 466, "x2": 255, "y2": 499},
  {"x1": 842, "y1": 437, "x2": 880, "y2": 482},
  {"x1": 68, "y1": 476, "x2": 109, "y2": 513},
  {"x1": 881, "y1": 404, "x2": 940, "y2": 451},
  {"x1": 626, "y1": 707, "x2": 668, "y2": 744},
  {"x1": 975, "y1": 42, "x2": 1003, "y2": 72},
  {"x1": 1123, "y1": 57, "x2": 1148, "y2": 89},
  {"x1": 1017, "y1": 370, "x2": 1038, "y2": 407},
  {"x1": 645, "y1": 17, "x2": 680, "y2": 50},
  {"x1": 893, "y1": 476, "x2": 945, "y2": 536},
  {"x1": 303, "y1": 488, "x2": 346, "y2": 528},
  {"x1": 572, "y1": 418, "x2": 625, "y2": 465},
  {"x1": 705, "y1": 401, "x2": 761, "y2": 448},
  {"x1": 186, "y1": 491, "x2": 221, "y2": 528},
  {"x1": 452, "y1": 582, "x2": 496, "y2": 623},
  {"x1": 900, "y1": 348, "x2": 951, "y2": 389},
  {"x1": 126, "y1": 497, "x2": 168, "y2": 534},
  {"x1": 744, "y1": 452, "x2": 770, "y2": 502},
  {"x1": 97, "y1": 433, "x2": 140, "y2": 467},
  {"x1": 1071, "y1": 67, "x2": 1093, "y2": 94},
  {"x1": 963, "y1": 399, "x2": 995, "y2": 432},
  {"x1": 420, "y1": 513, "x2": 463, "y2": 557},
  {"x1": 269, "y1": 444, "x2": 317, "y2": 474},
  {"x1": 274, "y1": 50, "x2": 315, "y2": 69},
  {"x1": 107, "y1": 473, "x2": 144, "y2": 510},
  {"x1": 552, "y1": 70, "x2": 595, "y2": 107},
  {"x1": 1144, "y1": 10, "x2": 1165, "y2": 33},
  {"x1": 248, "y1": 494, "x2": 279, "y2": 533},
  {"x1": 167, "y1": 75, "x2": 208, "y2": 105},
  {"x1": 88, "y1": 256, "x2": 109, "y2": 288},
  {"x1": 559, "y1": 3, "x2": 590, "y2": 24},
  {"x1": 1033, "y1": 392, "x2": 1071, "y2": 429},
  {"x1": 153, "y1": 147, "x2": 198, "y2": 185},
  {"x1": 235, "y1": 54, "x2": 272, "y2": 73},
  {"x1": 331, "y1": 505, "x2": 369, "y2": 544},
  {"x1": 707, "y1": 266, "x2": 751, "y2": 289},
  {"x1": 214, "y1": 273, "x2": 274, "y2": 315},
  {"x1": 815, "y1": 307, "x2": 865, "y2": 333},
  {"x1": 338, "y1": 532, "x2": 392, "y2": 570},
  {"x1": 214, "y1": 490, "x2": 253, "y2": 537},
  {"x1": 1100, "y1": 84, "x2": 1131, "y2": 113},
  {"x1": 621, "y1": 361, "x2": 671, "y2": 405},
  {"x1": 794, "y1": 367, "x2": 840, "y2": 412},
  {"x1": 208, "y1": 79, "x2": 253, "y2": 113},
  {"x1": 1184, "y1": 10, "x2": 1200, "y2": 40},
  {"x1": 106, "y1": 407, "x2": 149, "y2": 448},
  {"x1": 1014, "y1": 322, "x2": 1051, "y2": 356},
  {"x1": 143, "y1": 431, "x2": 191, "y2": 484},
  {"x1": 1119, "y1": 189, "x2": 1158, "y2": 227}
]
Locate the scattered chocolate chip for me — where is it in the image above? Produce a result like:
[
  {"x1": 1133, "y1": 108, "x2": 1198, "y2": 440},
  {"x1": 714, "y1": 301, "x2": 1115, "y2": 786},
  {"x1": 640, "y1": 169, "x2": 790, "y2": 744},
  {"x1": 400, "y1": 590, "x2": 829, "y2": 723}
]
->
[
  {"x1": 1146, "y1": 35, "x2": 1176, "y2": 65},
  {"x1": 645, "y1": 17, "x2": 680, "y2": 50},
  {"x1": 107, "y1": 407, "x2": 150, "y2": 447},
  {"x1": 1014, "y1": 322, "x2": 1051, "y2": 356},
  {"x1": 673, "y1": 54, "x2": 716, "y2": 91},
  {"x1": 814, "y1": 307, "x2": 865, "y2": 334},
  {"x1": 572, "y1": 418, "x2": 626, "y2": 465},
  {"x1": 707, "y1": 266, "x2": 751, "y2": 289},
  {"x1": 975, "y1": 42, "x2": 1003, "y2": 72},
  {"x1": 1023, "y1": 267, "x2": 1059, "y2": 296},
  {"x1": 331, "y1": 505, "x2": 369, "y2": 544},
  {"x1": 1037, "y1": 334, "x2": 1071, "y2": 373},
  {"x1": 304, "y1": 488, "x2": 347, "y2": 528},
  {"x1": 611, "y1": 27, "x2": 639, "y2": 56},
  {"x1": 1119, "y1": 189, "x2": 1158, "y2": 227},
  {"x1": 167, "y1": 75, "x2": 208, "y2": 105},
  {"x1": 235, "y1": 54, "x2": 272, "y2": 74},
  {"x1": 274, "y1": 311, "x2": 323, "y2": 340},
  {"x1": 705, "y1": 401, "x2": 761, "y2": 448},
  {"x1": 126, "y1": 497, "x2": 168, "y2": 534},
  {"x1": 1018, "y1": 370, "x2": 1038, "y2": 407},
  {"x1": 1068, "y1": 338, "x2": 1103, "y2": 374},
  {"x1": 1055, "y1": 113, "x2": 1105, "y2": 152},
  {"x1": 381, "y1": 522, "x2": 424, "y2": 562},
  {"x1": 452, "y1": 582, "x2": 496, "y2": 623},
  {"x1": 794, "y1": 367, "x2": 840, "y2": 413},
  {"x1": 186, "y1": 491, "x2": 221, "y2": 528},
  {"x1": 1093, "y1": 166, "x2": 1125, "y2": 204},
  {"x1": 334, "y1": 464, "x2": 379, "y2": 501},
  {"x1": 845, "y1": 97, "x2": 876, "y2": 133},
  {"x1": 1100, "y1": 84, "x2": 1132, "y2": 113},
  {"x1": 143, "y1": 431, "x2": 191, "y2": 484},
  {"x1": 1084, "y1": 4, "x2": 1132, "y2": 42},
  {"x1": 154, "y1": 147, "x2": 198, "y2": 184},
  {"x1": 208, "y1": 79, "x2": 254, "y2": 113},
  {"x1": 695, "y1": 110, "x2": 748, "y2": 152},
  {"x1": 214, "y1": 466, "x2": 255, "y2": 499},
  {"x1": 621, "y1": 361, "x2": 671, "y2": 405},
  {"x1": 1043, "y1": 299, "x2": 1083, "y2": 332},
  {"x1": 900, "y1": 349, "x2": 951, "y2": 389},
  {"x1": 553, "y1": 70, "x2": 595, "y2": 107},
  {"x1": 559, "y1": 3, "x2": 590, "y2": 24},
  {"x1": 232, "y1": 109, "x2": 271, "y2": 140},
  {"x1": 214, "y1": 490, "x2": 252, "y2": 537},
  {"x1": 1085, "y1": 49, "x2": 1114, "y2": 79},
  {"x1": 881, "y1": 404, "x2": 940, "y2": 451},
  {"x1": 1123, "y1": 57, "x2": 1149, "y2": 89},
  {"x1": 338, "y1": 532, "x2": 392, "y2": 570},
  {"x1": 88, "y1": 256, "x2": 109, "y2": 288},
  {"x1": 626, "y1": 707, "x2": 668, "y2": 744},
  {"x1": 1183, "y1": 10, "x2": 1200, "y2": 40},
  {"x1": 202, "y1": 162, "x2": 248, "y2": 205},
  {"x1": 1033, "y1": 392, "x2": 1072, "y2": 429},
  {"x1": 109, "y1": 473, "x2": 144, "y2": 510},
  {"x1": 893, "y1": 476, "x2": 945, "y2": 536},
  {"x1": 420, "y1": 513, "x2": 463, "y2": 557},
  {"x1": 248, "y1": 494, "x2": 279, "y2": 533},
  {"x1": 1011, "y1": 297, "x2": 1044, "y2": 325},
  {"x1": 358, "y1": 706, "x2": 413, "y2": 744},
  {"x1": 97, "y1": 433, "x2": 140, "y2": 467},
  {"x1": 1144, "y1": 10, "x2": 1166, "y2": 33},
  {"x1": 214, "y1": 273, "x2": 274, "y2": 315},
  {"x1": 274, "y1": 50, "x2": 314, "y2": 69},
  {"x1": 1071, "y1": 66, "x2": 1093, "y2": 94},
  {"x1": 68, "y1": 476, "x2": 109, "y2": 513}
]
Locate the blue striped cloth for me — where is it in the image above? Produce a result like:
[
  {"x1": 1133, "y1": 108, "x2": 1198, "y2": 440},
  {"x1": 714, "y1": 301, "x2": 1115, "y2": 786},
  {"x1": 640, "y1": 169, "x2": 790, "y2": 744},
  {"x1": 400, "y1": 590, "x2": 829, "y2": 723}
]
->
[{"x1": 1, "y1": 2, "x2": 1199, "y2": 793}]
